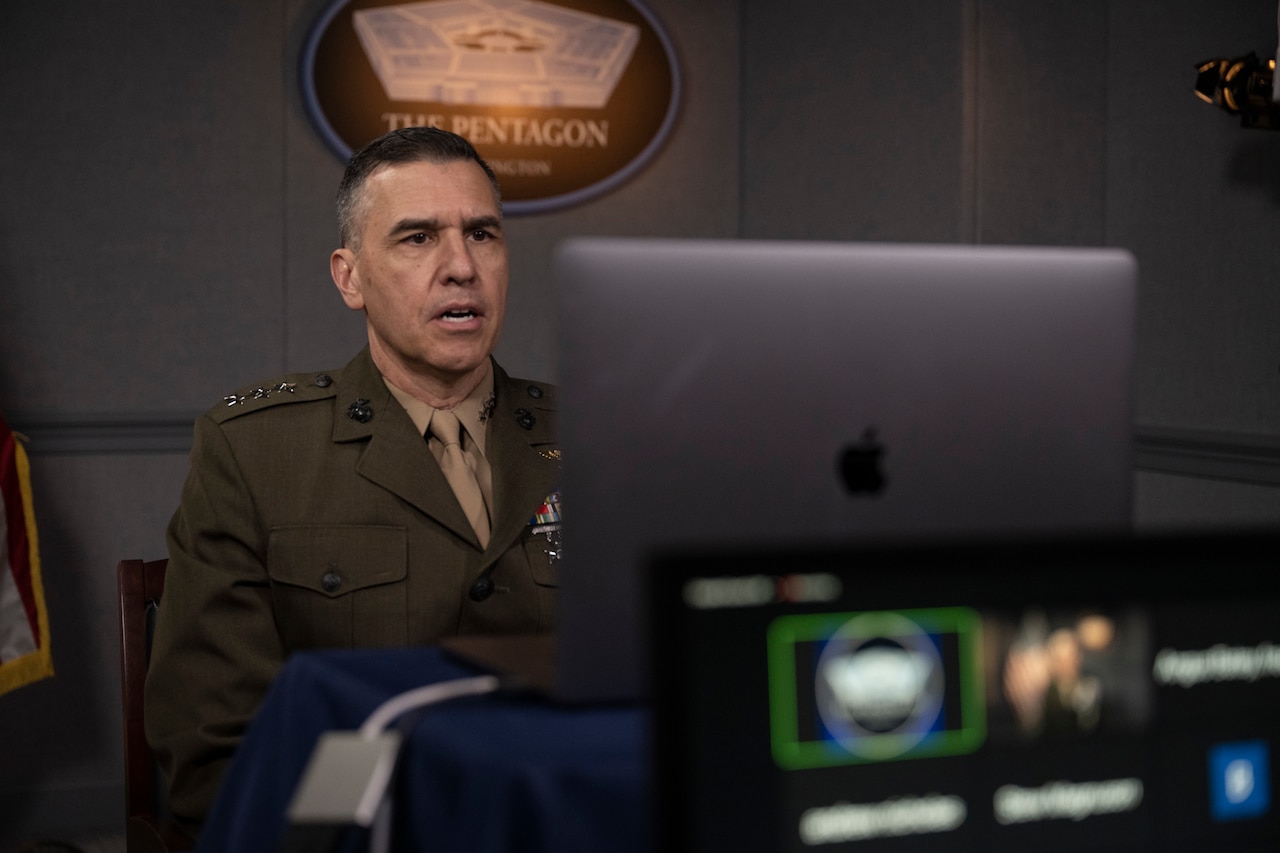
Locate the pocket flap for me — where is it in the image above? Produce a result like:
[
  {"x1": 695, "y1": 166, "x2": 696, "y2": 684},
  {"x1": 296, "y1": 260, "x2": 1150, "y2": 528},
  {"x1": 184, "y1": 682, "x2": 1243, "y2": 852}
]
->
[{"x1": 268, "y1": 525, "x2": 407, "y2": 598}]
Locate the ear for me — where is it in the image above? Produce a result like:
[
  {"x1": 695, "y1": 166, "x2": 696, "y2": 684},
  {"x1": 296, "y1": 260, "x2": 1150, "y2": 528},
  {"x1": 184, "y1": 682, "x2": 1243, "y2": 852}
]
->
[{"x1": 330, "y1": 248, "x2": 365, "y2": 311}]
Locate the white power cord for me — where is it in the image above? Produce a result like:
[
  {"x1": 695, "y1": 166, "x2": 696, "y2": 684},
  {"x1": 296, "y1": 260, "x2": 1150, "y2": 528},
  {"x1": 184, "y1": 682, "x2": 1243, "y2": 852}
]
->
[
  {"x1": 359, "y1": 674, "x2": 500, "y2": 738},
  {"x1": 287, "y1": 674, "x2": 504, "y2": 853}
]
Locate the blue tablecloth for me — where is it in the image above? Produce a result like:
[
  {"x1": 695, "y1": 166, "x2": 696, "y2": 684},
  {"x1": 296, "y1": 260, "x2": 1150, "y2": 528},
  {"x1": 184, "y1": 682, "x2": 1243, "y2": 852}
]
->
[{"x1": 197, "y1": 647, "x2": 648, "y2": 853}]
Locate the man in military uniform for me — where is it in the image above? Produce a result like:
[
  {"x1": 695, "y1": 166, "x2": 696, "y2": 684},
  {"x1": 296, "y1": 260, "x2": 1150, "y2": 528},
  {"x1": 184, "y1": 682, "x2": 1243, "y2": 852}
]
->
[{"x1": 144, "y1": 127, "x2": 561, "y2": 835}]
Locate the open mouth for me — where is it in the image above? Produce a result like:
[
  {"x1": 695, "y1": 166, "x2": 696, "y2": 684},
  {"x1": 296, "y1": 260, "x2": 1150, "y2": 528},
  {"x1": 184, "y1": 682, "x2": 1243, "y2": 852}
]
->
[{"x1": 439, "y1": 309, "x2": 479, "y2": 323}]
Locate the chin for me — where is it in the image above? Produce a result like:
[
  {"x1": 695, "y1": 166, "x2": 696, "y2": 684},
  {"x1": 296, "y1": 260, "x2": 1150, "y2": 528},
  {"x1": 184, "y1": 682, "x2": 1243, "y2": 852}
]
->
[{"x1": 426, "y1": 353, "x2": 490, "y2": 379}]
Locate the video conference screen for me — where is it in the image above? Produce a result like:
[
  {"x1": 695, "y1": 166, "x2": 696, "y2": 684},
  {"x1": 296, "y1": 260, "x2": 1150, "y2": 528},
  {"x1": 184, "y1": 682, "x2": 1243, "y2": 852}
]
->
[{"x1": 648, "y1": 534, "x2": 1280, "y2": 852}]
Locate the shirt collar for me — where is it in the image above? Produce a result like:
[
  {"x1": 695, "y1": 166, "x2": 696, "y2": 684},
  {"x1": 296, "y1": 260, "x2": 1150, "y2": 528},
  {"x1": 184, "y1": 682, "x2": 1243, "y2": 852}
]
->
[{"x1": 384, "y1": 367, "x2": 495, "y2": 456}]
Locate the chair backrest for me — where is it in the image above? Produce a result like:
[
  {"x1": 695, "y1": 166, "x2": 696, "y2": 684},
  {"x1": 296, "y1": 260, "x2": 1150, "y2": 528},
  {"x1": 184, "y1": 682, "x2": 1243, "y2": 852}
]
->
[{"x1": 116, "y1": 558, "x2": 192, "y2": 852}]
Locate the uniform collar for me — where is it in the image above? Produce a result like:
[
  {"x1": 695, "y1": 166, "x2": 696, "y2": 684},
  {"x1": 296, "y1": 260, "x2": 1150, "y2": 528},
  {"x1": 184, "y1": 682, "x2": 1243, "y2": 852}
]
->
[{"x1": 384, "y1": 366, "x2": 495, "y2": 456}]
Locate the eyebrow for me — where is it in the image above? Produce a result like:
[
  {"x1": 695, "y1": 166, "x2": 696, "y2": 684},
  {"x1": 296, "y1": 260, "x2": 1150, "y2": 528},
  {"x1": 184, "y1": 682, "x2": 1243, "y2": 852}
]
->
[
  {"x1": 388, "y1": 215, "x2": 503, "y2": 237},
  {"x1": 389, "y1": 217, "x2": 441, "y2": 237},
  {"x1": 463, "y1": 214, "x2": 503, "y2": 233}
]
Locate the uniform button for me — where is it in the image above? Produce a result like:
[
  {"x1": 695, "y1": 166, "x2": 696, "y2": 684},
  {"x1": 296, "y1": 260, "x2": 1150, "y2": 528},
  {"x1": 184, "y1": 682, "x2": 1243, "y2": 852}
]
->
[
  {"x1": 469, "y1": 576, "x2": 495, "y2": 602},
  {"x1": 515, "y1": 408, "x2": 536, "y2": 430},
  {"x1": 322, "y1": 572, "x2": 342, "y2": 593},
  {"x1": 527, "y1": 385, "x2": 543, "y2": 399},
  {"x1": 314, "y1": 374, "x2": 333, "y2": 387}
]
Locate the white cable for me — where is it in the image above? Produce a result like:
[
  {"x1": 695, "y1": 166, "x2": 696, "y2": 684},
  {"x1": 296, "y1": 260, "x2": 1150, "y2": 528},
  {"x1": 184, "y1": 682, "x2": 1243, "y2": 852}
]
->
[
  {"x1": 358, "y1": 674, "x2": 501, "y2": 738},
  {"x1": 356, "y1": 674, "x2": 502, "y2": 853}
]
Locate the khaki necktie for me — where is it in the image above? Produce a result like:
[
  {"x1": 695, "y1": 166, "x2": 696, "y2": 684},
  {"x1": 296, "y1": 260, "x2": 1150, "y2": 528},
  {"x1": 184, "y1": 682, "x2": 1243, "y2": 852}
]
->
[{"x1": 428, "y1": 410, "x2": 491, "y2": 547}]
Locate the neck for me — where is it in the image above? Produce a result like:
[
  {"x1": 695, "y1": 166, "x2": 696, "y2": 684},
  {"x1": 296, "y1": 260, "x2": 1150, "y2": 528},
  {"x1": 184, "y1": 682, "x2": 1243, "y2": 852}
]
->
[{"x1": 369, "y1": 344, "x2": 490, "y2": 410}]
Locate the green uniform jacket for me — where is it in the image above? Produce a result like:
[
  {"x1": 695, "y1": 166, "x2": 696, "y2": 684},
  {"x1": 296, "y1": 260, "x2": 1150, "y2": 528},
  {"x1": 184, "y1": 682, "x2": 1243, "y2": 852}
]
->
[{"x1": 144, "y1": 347, "x2": 560, "y2": 832}]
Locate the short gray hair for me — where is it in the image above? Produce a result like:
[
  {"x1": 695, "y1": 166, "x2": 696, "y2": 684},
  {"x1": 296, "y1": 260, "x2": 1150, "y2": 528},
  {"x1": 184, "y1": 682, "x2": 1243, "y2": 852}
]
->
[{"x1": 336, "y1": 126, "x2": 502, "y2": 249}]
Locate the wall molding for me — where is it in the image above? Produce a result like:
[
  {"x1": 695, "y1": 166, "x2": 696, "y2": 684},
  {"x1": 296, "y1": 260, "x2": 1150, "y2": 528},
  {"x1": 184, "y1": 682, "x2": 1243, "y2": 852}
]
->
[
  {"x1": 10, "y1": 413, "x2": 200, "y2": 456},
  {"x1": 1133, "y1": 425, "x2": 1280, "y2": 487},
  {"x1": 11, "y1": 414, "x2": 1280, "y2": 487}
]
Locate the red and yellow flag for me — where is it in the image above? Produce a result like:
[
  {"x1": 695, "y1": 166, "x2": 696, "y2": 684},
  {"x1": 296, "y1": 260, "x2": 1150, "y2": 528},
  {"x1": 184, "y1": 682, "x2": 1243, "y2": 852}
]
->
[{"x1": 0, "y1": 410, "x2": 53, "y2": 695}]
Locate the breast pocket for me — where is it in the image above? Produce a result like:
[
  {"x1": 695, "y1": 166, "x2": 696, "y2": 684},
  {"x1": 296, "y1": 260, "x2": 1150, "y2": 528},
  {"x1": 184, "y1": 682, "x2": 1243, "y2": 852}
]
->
[
  {"x1": 521, "y1": 523, "x2": 562, "y2": 588},
  {"x1": 522, "y1": 488, "x2": 562, "y2": 588},
  {"x1": 267, "y1": 525, "x2": 408, "y2": 649}
]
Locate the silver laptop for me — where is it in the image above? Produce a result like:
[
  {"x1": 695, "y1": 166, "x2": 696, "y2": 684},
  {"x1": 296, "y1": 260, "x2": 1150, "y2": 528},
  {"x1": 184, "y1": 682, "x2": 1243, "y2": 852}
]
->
[{"x1": 549, "y1": 239, "x2": 1137, "y2": 703}]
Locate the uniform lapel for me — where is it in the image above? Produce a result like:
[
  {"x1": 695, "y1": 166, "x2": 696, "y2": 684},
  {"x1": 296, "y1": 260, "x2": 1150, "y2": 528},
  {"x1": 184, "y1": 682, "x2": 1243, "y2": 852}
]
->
[
  {"x1": 485, "y1": 363, "x2": 559, "y2": 563},
  {"x1": 333, "y1": 348, "x2": 480, "y2": 547}
]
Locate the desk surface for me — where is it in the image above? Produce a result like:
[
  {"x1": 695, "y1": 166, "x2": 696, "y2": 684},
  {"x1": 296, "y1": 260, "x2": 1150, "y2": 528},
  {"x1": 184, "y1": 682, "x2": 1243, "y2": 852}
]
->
[{"x1": 198, "y1": 647, "x2": 648, "y2": 853}]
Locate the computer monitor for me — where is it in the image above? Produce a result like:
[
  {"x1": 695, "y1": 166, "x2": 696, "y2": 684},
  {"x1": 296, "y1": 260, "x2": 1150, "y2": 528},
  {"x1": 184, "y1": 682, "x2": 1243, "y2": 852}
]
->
[{"x1": 648, "y1": 532, "x2": 1280, "y2": 851}]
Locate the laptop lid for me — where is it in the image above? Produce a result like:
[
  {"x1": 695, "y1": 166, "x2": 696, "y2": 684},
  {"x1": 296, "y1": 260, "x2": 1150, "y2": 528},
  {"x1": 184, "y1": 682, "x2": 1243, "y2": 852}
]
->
[
  {"x1": 647, "y1": 532, "x2": 1280, "y2": 851},
  {"x1": 553, "y1": 238, "x2": 1137, "y2": 702}
]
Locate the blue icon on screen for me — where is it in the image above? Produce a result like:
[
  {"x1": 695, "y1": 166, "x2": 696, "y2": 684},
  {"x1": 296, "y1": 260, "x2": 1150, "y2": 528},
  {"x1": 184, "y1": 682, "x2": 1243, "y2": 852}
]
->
[{"x1": 1209, "y1": 741, "x2": 1271, "y2": 822}]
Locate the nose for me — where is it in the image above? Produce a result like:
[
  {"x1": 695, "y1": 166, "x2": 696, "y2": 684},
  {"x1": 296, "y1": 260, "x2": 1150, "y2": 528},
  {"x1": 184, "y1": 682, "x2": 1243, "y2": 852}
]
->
[{"x1": 440, "y1": 230, "x2": 477, "y2": 284}]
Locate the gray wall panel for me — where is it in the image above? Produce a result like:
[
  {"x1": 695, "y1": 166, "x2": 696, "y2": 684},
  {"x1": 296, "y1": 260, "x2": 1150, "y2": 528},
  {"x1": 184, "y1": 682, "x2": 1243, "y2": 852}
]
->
[
  {"x1": 974, "y1": 0, "x2": 1109, "y2": 245},
  {"x1": 0, "y1": 4, "x2": 290, "y2": 415},
  {"x1": 1135, "y1": 469, "x2": 1280, "y2": 530},
  {"x1": 281, "y1": 0, "x2": 367, "y2": 376},
  {"x1": 1108, "y1": 0, "x2": 1280, "y2": 436},
  {"x1": 741, "y1": 0, "x2": 969, "y2": 242}
]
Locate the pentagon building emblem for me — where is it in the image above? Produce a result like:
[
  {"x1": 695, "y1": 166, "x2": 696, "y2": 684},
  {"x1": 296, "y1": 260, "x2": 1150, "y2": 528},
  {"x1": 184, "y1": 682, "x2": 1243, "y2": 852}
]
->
[
  {"x1": 353, "y1": 0, "x2": 640, "y2": 108},
  {"x1": 303, "y1": 0, "x2": 681, "y2": 214}
]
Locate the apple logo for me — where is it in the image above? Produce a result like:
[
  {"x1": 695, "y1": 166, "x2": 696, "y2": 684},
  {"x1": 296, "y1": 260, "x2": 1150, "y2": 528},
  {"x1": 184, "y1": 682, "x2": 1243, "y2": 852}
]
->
[{"x1": 839, "y1": 427, "x2": 886, "y2": 496}]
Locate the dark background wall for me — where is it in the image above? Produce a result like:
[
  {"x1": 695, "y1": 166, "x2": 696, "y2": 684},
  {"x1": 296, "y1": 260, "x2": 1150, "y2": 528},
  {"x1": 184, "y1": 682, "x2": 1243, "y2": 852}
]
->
[{"x1": 2, "y1": 0, "x2": 1278, "y2": 843}]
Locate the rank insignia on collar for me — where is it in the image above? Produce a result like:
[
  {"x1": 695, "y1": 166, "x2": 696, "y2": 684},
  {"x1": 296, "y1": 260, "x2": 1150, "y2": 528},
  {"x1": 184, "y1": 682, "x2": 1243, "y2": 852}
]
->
[{"x1": 479, "y1": 392, "x2": 496, "y2": 423}]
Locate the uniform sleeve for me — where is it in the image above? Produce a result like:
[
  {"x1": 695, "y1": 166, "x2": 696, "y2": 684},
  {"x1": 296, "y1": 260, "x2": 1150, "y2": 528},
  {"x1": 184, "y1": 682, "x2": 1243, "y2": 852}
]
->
[{"x1": 144, "y1": 413, "x2": 285, "y2": 833}]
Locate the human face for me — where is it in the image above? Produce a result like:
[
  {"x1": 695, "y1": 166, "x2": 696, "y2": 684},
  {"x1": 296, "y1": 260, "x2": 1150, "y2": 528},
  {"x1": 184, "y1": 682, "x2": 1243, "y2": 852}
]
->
[{"x1": 331, "y1": 159, "x2": 508, "y2": 397}]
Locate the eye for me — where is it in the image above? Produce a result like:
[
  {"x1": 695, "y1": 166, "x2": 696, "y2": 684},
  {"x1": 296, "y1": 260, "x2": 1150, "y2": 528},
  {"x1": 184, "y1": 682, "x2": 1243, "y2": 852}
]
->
[
  {"x1": 406, "y1": 232, "x2": 429, "y2": 244},
  {"x1": 469, "y1": 228, "x2": 499, "y2": 242}
]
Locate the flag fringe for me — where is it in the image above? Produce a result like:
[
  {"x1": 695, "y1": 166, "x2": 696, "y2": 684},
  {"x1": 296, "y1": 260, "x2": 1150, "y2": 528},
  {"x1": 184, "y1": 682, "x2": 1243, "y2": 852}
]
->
[{"x1": 0, "y1": 433, "x2": 53, "y2": 696}]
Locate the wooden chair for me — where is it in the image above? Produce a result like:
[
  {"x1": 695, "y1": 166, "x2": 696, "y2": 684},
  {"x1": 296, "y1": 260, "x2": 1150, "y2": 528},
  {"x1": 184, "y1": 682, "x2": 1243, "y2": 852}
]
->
[{"x1": 116, "y1": 558, "x2": 193, "y2": 852}]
